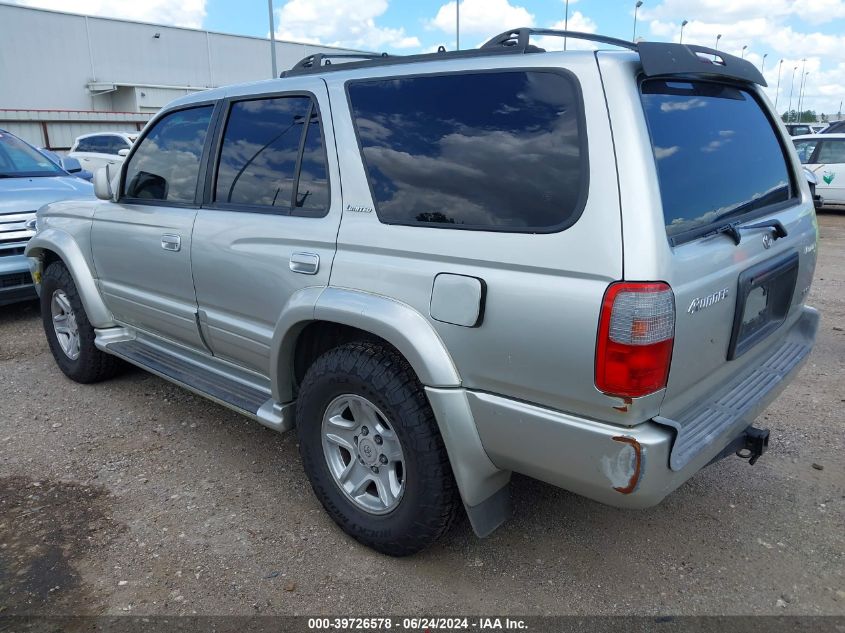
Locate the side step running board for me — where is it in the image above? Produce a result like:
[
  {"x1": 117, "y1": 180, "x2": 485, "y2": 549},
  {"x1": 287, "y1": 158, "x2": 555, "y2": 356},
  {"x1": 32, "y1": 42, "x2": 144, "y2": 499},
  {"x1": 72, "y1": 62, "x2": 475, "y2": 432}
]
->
[{"x1": 99, "y1": 335, "x2": 294, "y2": 433}]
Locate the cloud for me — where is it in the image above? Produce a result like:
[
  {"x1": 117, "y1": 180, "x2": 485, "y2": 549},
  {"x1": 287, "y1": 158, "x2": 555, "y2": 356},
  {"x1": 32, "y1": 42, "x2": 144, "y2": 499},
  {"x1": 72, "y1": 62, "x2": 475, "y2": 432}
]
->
[
  {"x1": 275, "y1": 0, "x2": 419, "y2": 51},
  {"x1": 13, "y1": 0, "x2": 207, "y2": 28},
  {"x1": 429, "y1": 0, "x2": 534, "y2": 37},
  {"x1": 534, "y1": 12, "x2": 598, "y2": 51},
  {"x1": 654, "y1": 145, "x2": 680, "y2": 159}
]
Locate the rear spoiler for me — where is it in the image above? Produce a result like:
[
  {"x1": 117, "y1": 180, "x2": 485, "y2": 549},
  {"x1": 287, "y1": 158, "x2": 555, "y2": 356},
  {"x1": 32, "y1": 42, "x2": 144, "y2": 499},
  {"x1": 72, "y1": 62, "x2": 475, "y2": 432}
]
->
[{"x1": 482, "y1": 29, "x2": 768, "y2": 87}]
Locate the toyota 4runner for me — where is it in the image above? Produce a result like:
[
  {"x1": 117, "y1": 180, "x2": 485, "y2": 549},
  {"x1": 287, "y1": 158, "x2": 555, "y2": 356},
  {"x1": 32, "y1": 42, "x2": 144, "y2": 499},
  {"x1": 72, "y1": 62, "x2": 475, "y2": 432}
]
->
[{"x1": 25, "y1": 30, "x2": 819, "y2": 555}]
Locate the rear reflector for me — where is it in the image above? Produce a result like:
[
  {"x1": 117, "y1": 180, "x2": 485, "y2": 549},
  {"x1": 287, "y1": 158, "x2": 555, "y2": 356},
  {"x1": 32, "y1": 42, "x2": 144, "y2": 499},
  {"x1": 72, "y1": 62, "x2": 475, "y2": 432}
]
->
[{"x1": 595, "y1": 282, "x2": 675, "y2": 399}]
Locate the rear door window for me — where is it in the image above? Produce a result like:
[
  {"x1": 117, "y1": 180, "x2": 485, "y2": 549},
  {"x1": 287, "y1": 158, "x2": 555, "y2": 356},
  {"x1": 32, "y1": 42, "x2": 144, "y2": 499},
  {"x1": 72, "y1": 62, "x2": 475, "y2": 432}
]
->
[
  {"x1": 214, "y1": 95, "x2": 329, "y2": 216},
  {"x1": 347, "y1": 70, "x2": 587, "y2": 232},
  {"x1": 641, "y1": 79, "x2": 794, "y2": 245}
]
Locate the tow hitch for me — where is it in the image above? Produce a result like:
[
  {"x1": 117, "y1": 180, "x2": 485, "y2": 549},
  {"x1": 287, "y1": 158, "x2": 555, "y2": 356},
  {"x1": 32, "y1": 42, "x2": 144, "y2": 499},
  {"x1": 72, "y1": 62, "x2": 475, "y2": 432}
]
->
[
  {"x1": 707, "y1": 425, "x2": 770, "y2": 467},
  {"x1": 735, "y1": 427, "x2": 769, "y2": 465}
]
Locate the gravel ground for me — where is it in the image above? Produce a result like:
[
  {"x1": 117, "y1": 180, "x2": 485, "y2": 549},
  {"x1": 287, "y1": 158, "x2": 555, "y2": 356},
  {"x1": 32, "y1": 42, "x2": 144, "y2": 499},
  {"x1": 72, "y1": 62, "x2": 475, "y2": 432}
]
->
[{"x1": 1, "y1": 214, "x2": 843, "y2": 617}]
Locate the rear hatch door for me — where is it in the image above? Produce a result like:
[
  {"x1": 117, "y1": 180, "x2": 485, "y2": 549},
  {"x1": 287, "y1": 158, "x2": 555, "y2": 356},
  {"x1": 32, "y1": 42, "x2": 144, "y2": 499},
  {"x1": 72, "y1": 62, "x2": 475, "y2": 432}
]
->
[{"x1": 639, "y1": 78, "x2": 818, "y2": 456}]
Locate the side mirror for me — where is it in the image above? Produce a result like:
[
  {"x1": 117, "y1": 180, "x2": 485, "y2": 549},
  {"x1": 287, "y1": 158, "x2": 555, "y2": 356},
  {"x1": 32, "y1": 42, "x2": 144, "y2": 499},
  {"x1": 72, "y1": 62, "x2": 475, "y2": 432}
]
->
[
  {"x1": 118, "y1": 148, "x2": 130, "y2": 157},
  {"x1": 94, "y1": 166, "x2": 114, "y2": 201},
  {"x1": 60, "y1": 156, "x2": 82, "y2": 173},
  {"x1": 804, "y1": 167, "x2": 824, "y2": 210}
]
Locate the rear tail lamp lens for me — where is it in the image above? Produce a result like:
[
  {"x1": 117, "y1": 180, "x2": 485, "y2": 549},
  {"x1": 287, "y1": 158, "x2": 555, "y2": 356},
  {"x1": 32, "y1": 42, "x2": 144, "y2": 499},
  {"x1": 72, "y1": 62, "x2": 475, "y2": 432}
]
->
[{"x1": 595, "y1": 282, "x2": 675, "y2": 398}]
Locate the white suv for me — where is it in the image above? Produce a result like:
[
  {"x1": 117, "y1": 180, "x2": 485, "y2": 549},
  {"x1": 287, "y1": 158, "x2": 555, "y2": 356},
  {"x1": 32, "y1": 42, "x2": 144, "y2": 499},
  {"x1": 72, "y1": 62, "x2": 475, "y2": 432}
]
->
[{"x1": 68, "y1": 132, "x2": 138, "y2": 173}]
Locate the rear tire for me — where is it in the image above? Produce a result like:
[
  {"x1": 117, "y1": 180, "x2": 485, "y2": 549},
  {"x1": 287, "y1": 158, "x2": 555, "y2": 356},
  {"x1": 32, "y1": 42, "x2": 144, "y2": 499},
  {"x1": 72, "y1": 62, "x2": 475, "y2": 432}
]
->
[
  {"x1": 40, "y1": 261, "x2": 122, "y2": 383},
  {"x1": 297, "y1": 341, "x2": 459, "y2": 556}
]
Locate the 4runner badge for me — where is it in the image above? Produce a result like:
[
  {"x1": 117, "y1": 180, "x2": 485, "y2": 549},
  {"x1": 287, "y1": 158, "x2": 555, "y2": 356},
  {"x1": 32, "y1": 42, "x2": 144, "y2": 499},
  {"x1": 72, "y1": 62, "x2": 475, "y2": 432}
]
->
[{"x1": 688, "y1": 288, "x2": 729, "y2": 315}]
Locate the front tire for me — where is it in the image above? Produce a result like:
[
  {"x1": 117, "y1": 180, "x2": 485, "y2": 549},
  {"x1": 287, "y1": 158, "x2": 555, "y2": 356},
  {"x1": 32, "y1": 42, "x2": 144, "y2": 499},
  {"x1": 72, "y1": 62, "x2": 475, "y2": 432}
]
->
[
  {"x1": 40, "y1": 261, "x2": 122, "y2": 383},
  {"x1": 297, "y1": 341, "x2": 459, "y2": 556}
]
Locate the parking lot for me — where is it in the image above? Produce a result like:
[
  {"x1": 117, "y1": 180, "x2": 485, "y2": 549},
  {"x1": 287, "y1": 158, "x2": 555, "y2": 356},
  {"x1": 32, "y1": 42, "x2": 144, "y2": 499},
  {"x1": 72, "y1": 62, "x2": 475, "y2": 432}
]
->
[{"x1": 0, "y1": 212, "x2": 842, "y2": 617}]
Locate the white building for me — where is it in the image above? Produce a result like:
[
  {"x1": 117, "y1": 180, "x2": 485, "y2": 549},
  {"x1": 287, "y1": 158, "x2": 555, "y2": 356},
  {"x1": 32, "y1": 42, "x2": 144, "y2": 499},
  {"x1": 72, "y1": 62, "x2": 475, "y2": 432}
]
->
[{"x1": 0, "y1": 3, "x2": 366, "y2": 148}]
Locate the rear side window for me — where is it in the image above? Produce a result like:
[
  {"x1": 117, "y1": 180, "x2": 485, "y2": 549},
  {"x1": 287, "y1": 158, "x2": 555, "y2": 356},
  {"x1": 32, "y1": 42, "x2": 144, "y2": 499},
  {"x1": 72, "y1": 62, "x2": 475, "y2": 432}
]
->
[
  {"x1": 816, "y1": 140, "x2": 845, "y2": 163},
  {"x1": 214, "y1": 96, "x2": 329, "y2": 216},
  {"x1": 641, "y1": 80, "x2": 793, "y2": 245},
  {"x1": 124, "y1": 106, "x2": 213, "y2": 203},
  {"x1": 347, "y1": 70, "x2": 587, "y2": 232}
]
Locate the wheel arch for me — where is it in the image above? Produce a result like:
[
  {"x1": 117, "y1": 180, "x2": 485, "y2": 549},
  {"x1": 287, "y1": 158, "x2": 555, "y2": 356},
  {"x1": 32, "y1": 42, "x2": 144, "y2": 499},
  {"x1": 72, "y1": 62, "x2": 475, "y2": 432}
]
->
[
  {"x1": 25, "y1": 229, "x2": 114, "y2": 328},
  {"x1": 270, "y1": 287, "x2": 461, "y2": 404}
]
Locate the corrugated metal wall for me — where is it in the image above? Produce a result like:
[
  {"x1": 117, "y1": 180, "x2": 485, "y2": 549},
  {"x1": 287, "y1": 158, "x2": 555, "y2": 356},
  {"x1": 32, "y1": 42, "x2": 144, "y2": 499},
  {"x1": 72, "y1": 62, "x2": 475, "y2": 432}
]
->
[{"x1": 0, "y1": 110, "x2": 152, "y2": 150}]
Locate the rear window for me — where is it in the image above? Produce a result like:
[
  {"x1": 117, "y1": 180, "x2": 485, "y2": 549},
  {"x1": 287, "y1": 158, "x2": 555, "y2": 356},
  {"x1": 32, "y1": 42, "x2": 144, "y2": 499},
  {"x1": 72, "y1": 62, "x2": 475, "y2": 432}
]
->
[
  {"x1": 347, "y1": 70, "x2": 587, "y2": 232},
  {"x1": 641, "y1": 79, "x2": 793, "y2": 245}
]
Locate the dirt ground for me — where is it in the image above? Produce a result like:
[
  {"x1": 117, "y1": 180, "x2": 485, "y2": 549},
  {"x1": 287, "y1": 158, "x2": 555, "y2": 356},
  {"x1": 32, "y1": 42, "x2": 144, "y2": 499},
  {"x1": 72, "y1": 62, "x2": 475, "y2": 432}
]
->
[{"x1": 1, "y1": 214, "x2": 843, "y2": 617}]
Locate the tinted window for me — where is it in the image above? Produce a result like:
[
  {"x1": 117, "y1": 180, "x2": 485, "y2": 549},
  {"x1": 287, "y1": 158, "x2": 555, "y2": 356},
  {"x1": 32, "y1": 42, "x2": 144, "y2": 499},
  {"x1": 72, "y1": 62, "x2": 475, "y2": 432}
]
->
[
  {"x1": 103, "y1": 135, "x2": 129, "y2": 155},
  {"x1": 124, "y1": 106, "x2": 213, "y2": 203},
  {"x1": 793, "y1": 139, "x2": 819, "y2": 164},
  {"x1": 347, "y1": 70, "x2": 586, "y2": 231},
  {"x1": 215, "y1": 96, "x2": 328, "y2": 215},
  {"x1": 294, "y1": 112, "x2": 329, "y2": 214},
  {"x1": 641, "y1": 80, "x2": 792, "y2": 243},
  {"x1": 817, "y1": 140, "x2": 845, "y2": 163},
  {"x1": 74, "y1": 137, "x2": 97, "y2": 153}
]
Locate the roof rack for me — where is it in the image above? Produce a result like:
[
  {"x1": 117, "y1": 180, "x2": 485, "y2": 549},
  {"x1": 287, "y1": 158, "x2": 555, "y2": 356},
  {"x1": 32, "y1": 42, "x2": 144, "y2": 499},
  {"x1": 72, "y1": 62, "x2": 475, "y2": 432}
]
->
[
  {"x1": 481, "y1": 28, "x2": 637, "y2": 52},
  {"x1": 283, "y1": 52, "x2": 390, "y2": 76},
  {"x1": 281, "y1": 28, "x2": 766, "y2": 87}
]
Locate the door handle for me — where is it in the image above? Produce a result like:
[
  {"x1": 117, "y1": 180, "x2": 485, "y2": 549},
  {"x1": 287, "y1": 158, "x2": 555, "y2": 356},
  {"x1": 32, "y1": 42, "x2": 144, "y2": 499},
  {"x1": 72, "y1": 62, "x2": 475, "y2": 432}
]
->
[
  {"x1": 289, "y1": 252, "x2": 319, "y2": 275},
  {"x1": 161, "y1": 234, "x2": 181, "y2": 252}
]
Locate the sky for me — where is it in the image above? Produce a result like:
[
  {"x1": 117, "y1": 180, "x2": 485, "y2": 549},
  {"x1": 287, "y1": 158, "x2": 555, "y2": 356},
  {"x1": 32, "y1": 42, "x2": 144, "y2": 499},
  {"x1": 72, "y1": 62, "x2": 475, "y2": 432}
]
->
[{"x1": 12, "y1": 0, "x2": 845, "y2": 116}]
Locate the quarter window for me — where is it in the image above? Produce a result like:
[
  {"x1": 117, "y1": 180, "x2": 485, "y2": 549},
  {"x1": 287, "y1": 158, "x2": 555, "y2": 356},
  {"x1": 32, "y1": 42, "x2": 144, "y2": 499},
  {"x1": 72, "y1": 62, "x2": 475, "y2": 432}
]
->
[
  {"x1": 214, "y1": 96, "x2": 329, "y2": 215},
  {"x1": 123, "y1": 106, "x2": 214, "y2": 203},
  {"x1": 347, "y1": 70, "x2": 587, "y2": 231},
  {"x1": 816, "y1": 140, "x2": 845, "y2": 164}
]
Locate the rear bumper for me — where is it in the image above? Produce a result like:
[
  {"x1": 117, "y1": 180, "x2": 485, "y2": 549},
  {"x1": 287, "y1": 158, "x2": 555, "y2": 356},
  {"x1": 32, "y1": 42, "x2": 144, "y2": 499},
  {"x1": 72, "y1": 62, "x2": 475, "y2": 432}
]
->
[
  {"x1": 0, "y1": 253, "x2": 36, "y2": 306},
  {"x1": 470, "y1": 306, "x2": 818, "y2": 509}
]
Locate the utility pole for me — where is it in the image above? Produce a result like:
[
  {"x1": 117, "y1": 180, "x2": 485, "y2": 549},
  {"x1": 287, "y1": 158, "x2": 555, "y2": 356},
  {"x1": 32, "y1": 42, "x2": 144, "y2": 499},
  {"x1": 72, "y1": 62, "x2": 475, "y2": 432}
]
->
[
  {"x1": 267, "y1": 0, "x2": 277, "y2": 78},
  {"x1": 456, "y1": 0, "x2": 460, "y2": 50},
  {"x1": 775, "y1": 59, "x2": 783, "y2": 110}
]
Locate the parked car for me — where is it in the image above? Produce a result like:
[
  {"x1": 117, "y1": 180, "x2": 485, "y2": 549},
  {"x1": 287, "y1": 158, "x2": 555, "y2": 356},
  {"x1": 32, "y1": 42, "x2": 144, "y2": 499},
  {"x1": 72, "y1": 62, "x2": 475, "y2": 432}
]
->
[
  {"x1": 784, "y1": 123, "x2": 814, "y2": 136},
  {"x1": 26, "y1": 31, "x2": 819, "y2": 555},
  {"x1": 821, "y1": 120, "x2": 845, "y2": 134},
  {"x1": 39, "y1": 148, "x2": 94, "y2": 181},
  {"x1": 0, "y1": 128, "x2": 94, "y2": 306},
  {"x1": 67, "y1": 131, "x2": 138, "y2": 173},
  {"x1": 793, "y1": 133, "x2": 845, "y2": 206}
]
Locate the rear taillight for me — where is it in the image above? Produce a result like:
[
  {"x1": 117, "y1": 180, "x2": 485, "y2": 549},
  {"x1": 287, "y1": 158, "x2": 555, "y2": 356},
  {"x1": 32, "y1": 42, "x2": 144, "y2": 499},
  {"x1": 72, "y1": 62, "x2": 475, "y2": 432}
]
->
[{"x1": 595, "y1": 282, "x2": 675, "y2": 398}]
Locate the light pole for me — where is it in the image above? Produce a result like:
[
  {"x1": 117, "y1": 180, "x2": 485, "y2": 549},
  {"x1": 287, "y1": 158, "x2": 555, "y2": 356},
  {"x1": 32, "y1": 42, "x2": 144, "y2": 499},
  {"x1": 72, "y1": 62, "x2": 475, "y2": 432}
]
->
[
  {"x1": 741, "y1": 45, "x2": 748, "y2": 59},
  {"x1": 798, "y1": 71, "x2": 810, "y2": 122},
  {"x1": 788, "y1": 65, "x2": 798, "y2": 122},
  {"x1": 679, "y1": 19, "x2": 688, "y2": 44},
  {"x1": 564, "y1": 0, "x2": 569, "y2": 50},
  {"x1": 775, "y1": 59, "x2": 783, "y2": 110},
  {"x1": 761, "y1": 53, "x2": 768, "y2": 74},
  {"x1": 267, "y1": 0, "x2": 277, "y2": 78},
  {"x1": 633, "y1": 1, "x2": 643, "y2": 41},
  {"x1": 715, "y1": 33, "x2": 722, "y2": 54},
  {"x1": 456, "y1": 0, "x2": 460, "y2": 50}
]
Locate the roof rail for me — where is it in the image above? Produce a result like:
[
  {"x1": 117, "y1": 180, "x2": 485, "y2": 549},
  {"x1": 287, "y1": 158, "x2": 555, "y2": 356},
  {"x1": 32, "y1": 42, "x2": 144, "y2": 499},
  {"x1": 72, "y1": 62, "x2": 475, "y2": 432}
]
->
[
  {"x1": 282, "y1": 52, "x2": 390, "y2": 77},
  {"x1": 280, "y1": 29, "x2": 766, "y2": 87},
  {"x1": 481, "y1": 28, "x2": 637, "y2": 52}
]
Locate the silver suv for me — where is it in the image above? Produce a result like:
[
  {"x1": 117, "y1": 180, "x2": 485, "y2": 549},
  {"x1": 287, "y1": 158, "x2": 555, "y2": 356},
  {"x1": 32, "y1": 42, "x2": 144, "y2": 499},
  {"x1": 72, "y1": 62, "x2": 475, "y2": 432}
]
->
[{"x1": 25, "y1": 30, "x2": 819, "y2": 555}]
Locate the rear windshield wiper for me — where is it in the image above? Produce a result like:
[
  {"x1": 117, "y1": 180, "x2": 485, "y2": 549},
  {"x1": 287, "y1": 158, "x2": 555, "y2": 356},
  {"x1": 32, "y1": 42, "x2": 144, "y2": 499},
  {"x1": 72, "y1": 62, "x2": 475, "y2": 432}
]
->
[{"x1": 705, "y1": 219, "x2": 788, "y2": 245}]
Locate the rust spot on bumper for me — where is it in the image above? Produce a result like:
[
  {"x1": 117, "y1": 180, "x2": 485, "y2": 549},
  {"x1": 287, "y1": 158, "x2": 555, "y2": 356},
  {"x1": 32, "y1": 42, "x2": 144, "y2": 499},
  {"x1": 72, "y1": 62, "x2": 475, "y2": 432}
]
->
[{"x1": 611, "y1": 435, "x2": 642, "y2": 494}]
